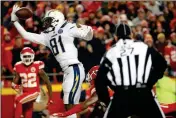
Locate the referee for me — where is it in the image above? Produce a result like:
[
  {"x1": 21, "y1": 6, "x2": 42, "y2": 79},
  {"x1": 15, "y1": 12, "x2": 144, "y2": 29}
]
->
[{"x1": 95, "y1": 23, "x2": 167, "y2": 118}]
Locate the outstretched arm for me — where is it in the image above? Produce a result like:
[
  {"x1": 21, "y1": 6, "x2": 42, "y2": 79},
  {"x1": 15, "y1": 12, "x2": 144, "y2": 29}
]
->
[
  {"x1": 11, "y1": 5, "x2": 46, "y2": 45},
  {"x1": 39, "y1": 69, "x2": 52, "y2": 101},
  {"x1": 13, "y1": 21, "x2": 46, "y2": 45},
  {"x1": 53, "y1": 93, "x2": 98, "y2": 117}
]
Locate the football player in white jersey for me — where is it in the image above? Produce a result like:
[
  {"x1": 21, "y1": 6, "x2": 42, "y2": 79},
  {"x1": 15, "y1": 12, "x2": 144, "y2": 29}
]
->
[{"x1": 11, "y1": 5, "x2": 93, "y2": 118}]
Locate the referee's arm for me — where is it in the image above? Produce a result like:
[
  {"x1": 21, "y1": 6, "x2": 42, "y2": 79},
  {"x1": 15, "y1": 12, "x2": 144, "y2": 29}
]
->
[
  {"x1": 147, "y1": 47, "x2": 167, "y2": 88},
  {"x1": 95, "y1": 57, "x2": 111, "y2": 106}
]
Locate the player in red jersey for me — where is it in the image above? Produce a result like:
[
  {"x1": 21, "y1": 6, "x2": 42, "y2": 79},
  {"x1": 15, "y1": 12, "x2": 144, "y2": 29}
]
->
[
  {"x1": 12, "y1": 47, "x2": 53, "y2": 118},
  {"x1": 52, "y1": 65, "x2": 114, "y2": 117},
  {"x1": 164, "y1": 32, "x2": 176, "y2": 77}
]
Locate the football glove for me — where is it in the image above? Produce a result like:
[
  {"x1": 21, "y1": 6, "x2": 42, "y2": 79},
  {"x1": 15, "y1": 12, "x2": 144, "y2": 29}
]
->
[{"x1": 11, "y1": 5, "x2": 20, "y2": 22}]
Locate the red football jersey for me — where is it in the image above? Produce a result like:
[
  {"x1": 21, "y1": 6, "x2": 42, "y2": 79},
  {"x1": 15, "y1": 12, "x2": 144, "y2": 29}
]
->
[
  {"x1": 13, "y1": 61, "x2": 45, "y2": 93},
  {"x1": 164, "y1": 44, "x2": 176, "y2": 71}
]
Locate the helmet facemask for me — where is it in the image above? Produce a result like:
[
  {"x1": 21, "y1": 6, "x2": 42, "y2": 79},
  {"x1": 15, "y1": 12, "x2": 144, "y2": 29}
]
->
[
  {"x1": 86, "y1": 70, "x2": 98, "y2": 87},
  {"x1": 42, "y1": 17, "x2": 59, "y2": 31},
  {"x1": 86, "y1": 66, "x2": 100, "y2": 87},
  {"x1": 42, "y1": 10, "x2": 65, "y2": 32},
  {"x1": 20, "y1": 52, "x2": 34, "y2": 66}
]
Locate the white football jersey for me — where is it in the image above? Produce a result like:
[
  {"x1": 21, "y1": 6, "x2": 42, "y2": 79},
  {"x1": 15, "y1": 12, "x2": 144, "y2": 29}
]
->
[
  {"x1": 39, "y1": 21, "x2": 93, "y2": 70},
  {"x1": 14, "y1": 20, "x2": 93, "y2": 70}
]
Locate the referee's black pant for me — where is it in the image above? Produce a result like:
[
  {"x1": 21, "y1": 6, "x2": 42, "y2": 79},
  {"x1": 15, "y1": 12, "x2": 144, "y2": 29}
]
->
[{"x1": 104, "y1": 87, "x2": 165, "y2": 118}]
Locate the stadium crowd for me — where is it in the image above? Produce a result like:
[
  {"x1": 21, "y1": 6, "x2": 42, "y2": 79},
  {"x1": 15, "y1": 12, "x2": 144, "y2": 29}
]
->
[
  {"x1": 1, "y1": 1, "x2": 176, "y2": 81},
  {"x1": 1, "y1": 1, "x2": 176, "y2": 118}
]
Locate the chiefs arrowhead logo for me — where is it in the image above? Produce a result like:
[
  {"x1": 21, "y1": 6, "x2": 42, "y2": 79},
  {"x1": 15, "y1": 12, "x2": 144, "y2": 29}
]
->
[{"x1": 31, "y1": 67, "x2": 36, "y2": 72}]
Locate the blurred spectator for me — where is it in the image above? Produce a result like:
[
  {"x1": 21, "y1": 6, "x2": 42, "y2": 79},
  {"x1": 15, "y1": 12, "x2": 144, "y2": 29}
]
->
[
  {"x1": 12, "y1": 35, "x2": 23, "y2": 66},
  {"x1": 140, "y1": 19, "x2": 148, "y2": 28},
  {"x1": 88, "y1": 27, "x2": 106, "y2": 66},
  {"x1": 1, "y1": 25, "x2": 8, "y2": 41},
  {"x1": 120, "y1": 14, "x2": 134, "y2": 27},
  {"x1": 170, "y1": 32, "x2": 176, "y2": 45},
  {"x1": 134, "y1": 25, "x2": 143, "y2": 41},
  {"x1": 158, "y1": 13, "x2": 171, "y2": 38},
  {"x1": 164, "y1": 32, "x2": 176, "y2": 77},
  {"x1": 166, "y1": 2, "x2": 175, "y2": 21},
  {"x1": 102, "y1": 21, "x2": 115, "y2": 38},
  {"x1": 78, "y1": 40, "x2": 93, "y2": 73},
  {"x1": 144, "y1": 34, "x2": 153, "y2": 47},
  {"x1": 143, "y1": 1, "x2": 163, "y2": 15},
  {"x1": 25, "y1": 18, "x2": 35, "y2": 32},
  {"x1": 152, "y1": 22, "x2": 165, "y2": 41},
  {"x1": 155, "y1": 33, "x2": 168, "y2": 55},
  {"x1": 170, "y1": 17, "x2": 176, "y2": 33},
  {"x1": 148, "y1": 13, "x2": 157, "y2": 40},
  {"x1": 126, "y1": 2, "x2": 137, "y2": 21},
  {"x1": 1, "y1": 31, "x2": 14, "y2": 75},
  {"x1": 132, "y1": 8, "x2": 146, "y2": 26},
  {"x1": 112, "y1": 14, "x2": 119, "y2": 25}
]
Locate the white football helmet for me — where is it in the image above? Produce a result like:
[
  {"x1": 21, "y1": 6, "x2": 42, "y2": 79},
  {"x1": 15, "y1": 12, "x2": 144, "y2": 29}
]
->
[
  {"x1": 42, "y1": 9, "x2": 65, "y2": 31},
  {"x1": 20, "y1": 47, "x2": 35, "y2": 66}
]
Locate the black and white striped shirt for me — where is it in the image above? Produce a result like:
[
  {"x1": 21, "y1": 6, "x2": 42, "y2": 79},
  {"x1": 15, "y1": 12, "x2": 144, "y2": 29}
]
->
[
  {"x1": 104, "y1": 39, "x2": 153, "y2": 86},
  {"x1": 95, "y1": 39, "x2": 167, "y2": 105}
]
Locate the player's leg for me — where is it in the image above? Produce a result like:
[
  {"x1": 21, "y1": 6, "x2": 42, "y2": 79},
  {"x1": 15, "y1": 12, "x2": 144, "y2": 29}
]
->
[
  {"x1": 33, "y1": 87, "x2": 48, "y2": 112},
  {"x1": 15, "y1": 92, "x2": 39, "y2": 118},
  {"x1": 138, "y1": 92, "x2": 165, "y2": 118},
  {"x1": 62, "y1": 64, "x2": 85, "y2": 118},
  {"x1": 104, "y1": 95, "x2": 131, "y2": 118},
  {"x1": 23, "y1": 101, "x2": 33, "y2": 118}
]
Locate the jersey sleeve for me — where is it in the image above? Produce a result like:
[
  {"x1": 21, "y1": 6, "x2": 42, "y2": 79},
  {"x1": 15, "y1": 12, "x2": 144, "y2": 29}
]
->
[
  {"x1": 38, "y1": 61, "x2": 45, "y2": 69},
  {"x1": 14, "y1": 21, "x2": 47, "y2": 46},
  {"x1": 69, "y1": 23, "x2": 93, "y2": 41},
  {"x1": 13, "y1": 62, "x2": 22, "y2": 72},
  {"x1": 164, "y1": 46, "x2": 170, "y2": 55}
]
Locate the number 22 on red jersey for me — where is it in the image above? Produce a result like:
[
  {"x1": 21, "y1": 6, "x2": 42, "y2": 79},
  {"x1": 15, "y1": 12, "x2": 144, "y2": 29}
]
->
[{"x1": 20, "y1": 73, "x2": 37, "y2": 87}]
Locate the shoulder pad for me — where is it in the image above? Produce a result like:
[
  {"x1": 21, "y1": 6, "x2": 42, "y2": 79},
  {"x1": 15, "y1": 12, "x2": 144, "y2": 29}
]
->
[
  {"x1": 34, "y1": 61, "x2": 45, "y2": 69},
  {"x1": 34, "y1": 61, "x2": 43, "y2": 64},
  {"x1": 14, "y1": 61, "x2": 22, "y2": 71},
  {"x1": 15, "y1": 61, "x2": 22, "y2": 66}
]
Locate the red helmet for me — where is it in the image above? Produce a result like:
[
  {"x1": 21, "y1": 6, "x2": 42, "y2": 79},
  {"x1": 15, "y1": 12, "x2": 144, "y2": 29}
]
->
[
  {"x1": 20, "y1": 47, "x2": 35, "y2": 66},
  {"x1": 86, "y1": 65, "x2": 99, "y2": 86}
]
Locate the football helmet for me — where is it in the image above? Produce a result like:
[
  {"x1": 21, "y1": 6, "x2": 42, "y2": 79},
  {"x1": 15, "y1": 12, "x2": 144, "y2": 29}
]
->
[
  {"x1": 86, "y1": 65, "x2": 99, "y2": 86},
  {"x1": 20, "y1": 47, "x2": 35, "y2": 66},
  {"x1": 42, "y1": 9, "x2": 65, "y2": 31}
]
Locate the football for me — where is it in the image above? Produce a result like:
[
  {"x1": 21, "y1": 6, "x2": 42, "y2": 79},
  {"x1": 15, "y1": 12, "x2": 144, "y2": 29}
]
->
[{"x1": 15, "y1": 7, "x2": 33, "y2": 20}]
